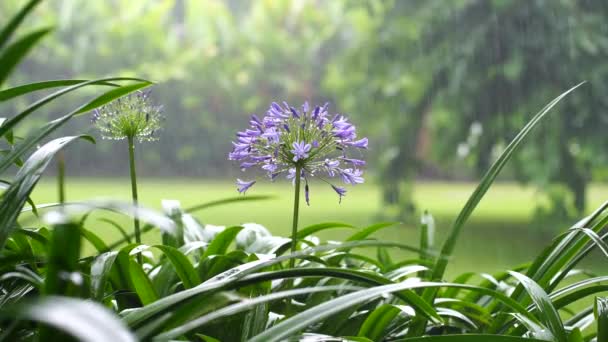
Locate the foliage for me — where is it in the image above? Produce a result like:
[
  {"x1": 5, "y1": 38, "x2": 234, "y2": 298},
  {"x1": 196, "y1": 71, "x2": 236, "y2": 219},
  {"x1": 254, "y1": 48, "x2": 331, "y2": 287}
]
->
[
  {"x1": 1, "y1": 2, "x2": 607, "y2": 342},
  {"x1": 327, "y1": 0, "x2": 608, "y2": 217}
]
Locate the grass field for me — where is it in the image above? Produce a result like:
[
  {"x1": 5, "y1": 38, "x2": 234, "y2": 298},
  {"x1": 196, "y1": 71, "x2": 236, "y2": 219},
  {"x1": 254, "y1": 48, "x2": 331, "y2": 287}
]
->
[{"x1": 26, "y1": 178, "x2": 607, "y2": 276}]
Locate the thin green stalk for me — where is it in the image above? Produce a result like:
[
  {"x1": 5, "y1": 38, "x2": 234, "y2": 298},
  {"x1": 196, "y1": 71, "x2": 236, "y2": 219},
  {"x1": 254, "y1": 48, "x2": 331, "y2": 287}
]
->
[
  {"x1": 57, "y1": 151, "x2": 65, "y2": 204},
  {"x1": 127, "y1": 136, "x2": 142, "y2": 264},
  {"x1": 289, "y1": 164, "x2": 302, "y2": 269}
]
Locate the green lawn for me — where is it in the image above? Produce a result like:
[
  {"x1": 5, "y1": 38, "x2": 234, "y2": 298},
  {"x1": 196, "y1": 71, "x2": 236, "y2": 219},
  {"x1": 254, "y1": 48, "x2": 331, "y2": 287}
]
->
[{"x1": 26, "y1": 178, "x2": 607, "y2": 276}]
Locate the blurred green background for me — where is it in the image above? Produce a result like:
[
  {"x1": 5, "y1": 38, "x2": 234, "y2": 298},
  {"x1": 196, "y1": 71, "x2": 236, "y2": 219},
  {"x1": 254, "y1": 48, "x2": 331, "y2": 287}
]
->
[{"x1": 3, "y1": 0, "x2": 608, "y2": 273}]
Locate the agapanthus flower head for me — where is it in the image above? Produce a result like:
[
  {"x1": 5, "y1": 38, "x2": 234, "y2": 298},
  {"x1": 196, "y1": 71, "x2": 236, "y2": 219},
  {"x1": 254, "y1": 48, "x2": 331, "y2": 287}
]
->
[
  {"x1": 229, "y1": 101, "x2": 368, "y2": 203},
  {"x1": 92, "y1": 90, "x2": 163, "y2": 142}
]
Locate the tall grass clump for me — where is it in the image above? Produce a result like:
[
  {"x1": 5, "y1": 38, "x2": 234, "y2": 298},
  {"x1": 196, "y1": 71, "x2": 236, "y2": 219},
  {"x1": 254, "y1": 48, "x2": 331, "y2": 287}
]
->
[{"x1": 0, "y1": 1, "x2": 607, "y2": 342}]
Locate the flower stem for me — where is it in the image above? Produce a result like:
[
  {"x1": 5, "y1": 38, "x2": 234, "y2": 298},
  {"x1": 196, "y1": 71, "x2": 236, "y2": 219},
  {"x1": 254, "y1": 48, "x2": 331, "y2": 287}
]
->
[
  {"x1": 289, "y1": 164, "x2": 302, "y2": 268},
  {"x1": 57, "y1": 151, "x2": 65, "y2": 204},
  {"x1": 127, "y1": 136, "x2": 142, "y2": 264}
]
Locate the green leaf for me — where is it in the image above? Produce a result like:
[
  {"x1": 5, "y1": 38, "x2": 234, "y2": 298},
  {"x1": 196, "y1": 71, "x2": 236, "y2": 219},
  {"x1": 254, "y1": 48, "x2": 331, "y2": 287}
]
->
[
  {"x1": 153, "y1": 245, "x2": 200, "y2": 288},
  {"x1": 596, "y1": 297, "x2": 608, "y2": 342},
  {"x1": 98, "y1": 218, "x2": 132, "y2": 246},
  {"x1": 358, "y1": 304, "x2": 400, "y2": 341},
  {"x1": 0, "y1": 136, "x2": 93, "y2": 249},
  {"x1": 296, "y1": 222, "x2": 355, "y2": 239},
  {"x1": 347, "y1": 222, "x2": 401, "y2": 241},
  {"x1": 79, "y1": 226, "x2": 108, "y2": 252},
  {"x1": 129, "y1": 258, "x2": 158, "y2": 305},
  {"x1": 509, "y1": 271, "x2": 567, "y2": 342},
  {"x1": 9, "y1": 296, "x2": 136, "y2": 342},
  {"x1": 74, "y1": 82, "x2": 153, "y2": 114},
  {"x1": 90, "y1": 251, "x2": 119, "y2": 301},
  {"x1": 43, "y1": 218, "x2": 82, "y2": 298},
  {"x1": 0, "y1": 0, "x2": 41, "y2": 50},
  {"x1": 567, "y1": 328, "x2": 583, "y2": 342},
  {"x1": 0, "y1": 28, "x2": 51, "y2": 86},
  {"x1": 185, "y1": 195, "x2": 275, "y2": 213},
  {"x1": 570, "y1": 227, "x2": 608, "y2": 257},
  {"x1": 0, "y1": 79, "x2": 117, "y2": 102},
  {"x1": 202, "y1": 226, "x2": 243, "y2": 258}
]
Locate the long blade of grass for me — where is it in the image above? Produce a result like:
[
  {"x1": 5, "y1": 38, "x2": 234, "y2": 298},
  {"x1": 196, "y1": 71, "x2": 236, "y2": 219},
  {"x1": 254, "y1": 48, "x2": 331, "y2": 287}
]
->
[
  {"x1": 0, "y1": 0, "x2": 41, "y2": 50},
  {"x1": 296, "y1": 222, "x2": 355, "y2": 239},
  {"x1": 409, "y1": 83, "x2": 585, "y2": 336},
  {"x1": 430, "y1": 82, "x2": 584, "y2": 282},
  {"x1": 0, "y1": 135, "x2": 93, "y2": 249},
  {"x1": 184, "y1": 195, "x2": 274, "y2": 213},
  {"x1": 0, "y1": 79, "x2": 118, "y2": 102},
  {"x1": 508, "y1": 271, "x2": 567, "y2": 342},
  {"x1": 347, "y1": 222, "x2": 401, "y2": 241},
  {"x1": 0, "y1": 28, "x2": 51, "y2": 86}
]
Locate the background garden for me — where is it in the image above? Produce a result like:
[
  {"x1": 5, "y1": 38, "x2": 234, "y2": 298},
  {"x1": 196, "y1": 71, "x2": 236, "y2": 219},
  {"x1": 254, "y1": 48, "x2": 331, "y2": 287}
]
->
[
  {"x1": 4, "y1": 0, "x2": 608, "y2": 273},
  {"x1": 1, "y1": 0, "x2": 608, "y2": 341}
]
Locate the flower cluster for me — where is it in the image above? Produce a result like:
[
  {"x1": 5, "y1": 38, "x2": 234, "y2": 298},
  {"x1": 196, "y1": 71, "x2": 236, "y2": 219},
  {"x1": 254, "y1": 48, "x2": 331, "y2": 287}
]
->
[
  {"x1": 229, "y1": 101, "x2": 367, "y2": 203},
  {"x1": 92, "y1": 90, "x2": 164, "y2": 142}
]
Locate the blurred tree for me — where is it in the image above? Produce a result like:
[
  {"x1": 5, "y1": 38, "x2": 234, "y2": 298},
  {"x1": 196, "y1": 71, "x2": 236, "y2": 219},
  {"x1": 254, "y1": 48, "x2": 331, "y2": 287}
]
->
[
  {"x1": 0, "y1": 0, "x2": 346, "y2": 176},
  {"x1": 3, "y1": 0, "x2": 608, "y2": 219},
  {"x1": 327, "y1": 0, "x2": 608, "y2": 217}
]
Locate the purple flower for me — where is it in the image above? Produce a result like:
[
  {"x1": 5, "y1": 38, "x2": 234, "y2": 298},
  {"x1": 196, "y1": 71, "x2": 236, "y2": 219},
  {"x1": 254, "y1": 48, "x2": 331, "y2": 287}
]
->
[
  {"x1": 291, "y1": 141, "x2": 312, "y2": 162},
  {"x1": 342, "y1": 158, "x2": 366, "y2": 167},
  {"x1": 236, "y1": 179, "x2": 256, "y2": 194},
  {"x1": 228, "y1": 101, "x2": 368, "y2": 203},
  {"x1": 340, "y1": 168, "x2": 364, "y2": 185},
  {"x1": 347, "y1": 137, "x2": 368, "y2": 149},
  {"x1": 331, "y1": 185, "x2": 347, "y2": 203}
]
